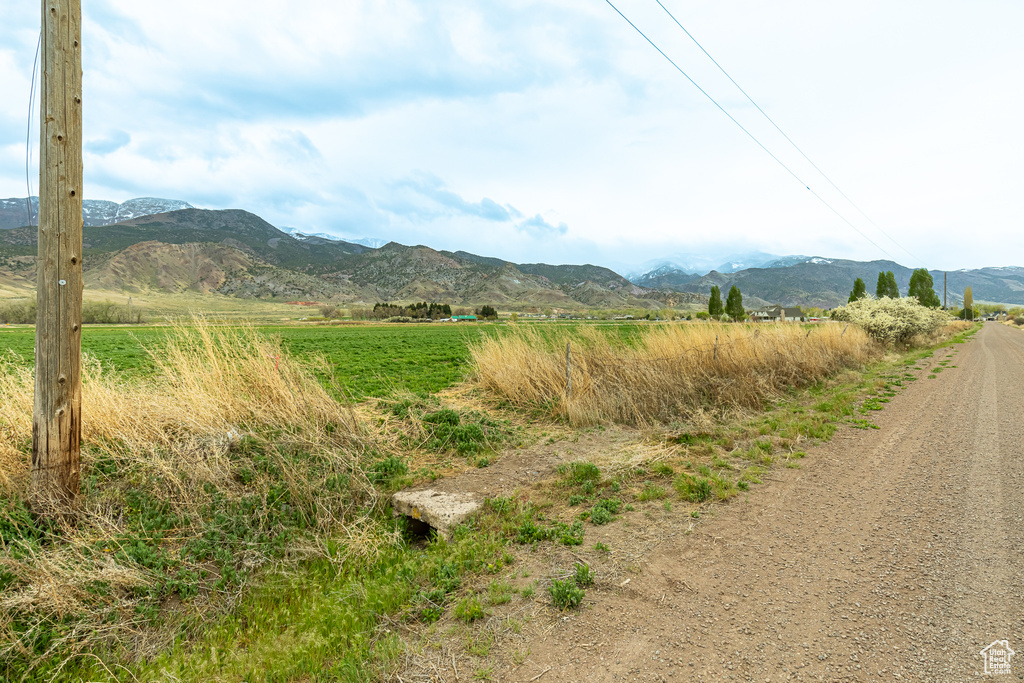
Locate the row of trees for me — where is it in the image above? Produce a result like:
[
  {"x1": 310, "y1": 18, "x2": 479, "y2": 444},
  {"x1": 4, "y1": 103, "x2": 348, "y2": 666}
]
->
[
  {"x1": 323, "y1": 302, "x2": 501, "y2": 321},
  {"x1": 708, "y1": 285, "x2": 745, "y2": 320},
  {"x1": 0, "y1": 299, "x2": 144, "y2": 325},
  {"x1": 849, "y1": 269, "x2": 941, "y2": 307},
  {"x1": 338, "y1": 302, "x2": 455, "y2": 320}
]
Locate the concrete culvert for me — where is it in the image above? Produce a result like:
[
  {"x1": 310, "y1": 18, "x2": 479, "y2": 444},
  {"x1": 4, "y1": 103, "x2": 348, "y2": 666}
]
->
[{"x1": 390, "y1": 489, "x2": 483, "y2": 540}]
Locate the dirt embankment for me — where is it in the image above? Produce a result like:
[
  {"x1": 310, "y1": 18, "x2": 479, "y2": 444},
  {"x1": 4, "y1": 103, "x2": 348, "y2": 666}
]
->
[{"x1": 426, "y1": 323, "x2": 1022, "y2": 682}]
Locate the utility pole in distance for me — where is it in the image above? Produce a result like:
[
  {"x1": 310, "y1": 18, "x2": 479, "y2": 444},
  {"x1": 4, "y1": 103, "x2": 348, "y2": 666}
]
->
[{"x1": 32, "y1": 0, "x2": 83, "y2": 511}]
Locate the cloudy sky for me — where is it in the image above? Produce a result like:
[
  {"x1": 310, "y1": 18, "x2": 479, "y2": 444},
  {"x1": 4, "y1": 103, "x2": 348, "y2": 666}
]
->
[{"x1": 1, "y1": 1, "x2": 1021, "y2": 274}]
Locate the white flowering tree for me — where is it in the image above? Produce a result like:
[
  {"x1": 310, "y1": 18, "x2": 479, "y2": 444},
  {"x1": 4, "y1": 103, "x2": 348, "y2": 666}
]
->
[{"x1": 830, "y1": 295, "x2": 950, "y2": 346}]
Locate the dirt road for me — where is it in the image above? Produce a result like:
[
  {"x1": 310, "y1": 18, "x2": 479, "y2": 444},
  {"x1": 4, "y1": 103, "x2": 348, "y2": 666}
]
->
[{"x1": 513, "y1": 323, "x2": 1024, "y2": 681}]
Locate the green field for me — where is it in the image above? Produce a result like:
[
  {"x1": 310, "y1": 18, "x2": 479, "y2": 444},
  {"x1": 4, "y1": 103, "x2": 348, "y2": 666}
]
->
[{"x1": 0, "y1": 322, "x2": 499, "y2": 399}]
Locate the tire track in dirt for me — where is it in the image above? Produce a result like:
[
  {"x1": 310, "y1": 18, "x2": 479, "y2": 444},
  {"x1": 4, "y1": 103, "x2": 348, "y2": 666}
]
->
[{"x1": 508, "y1": 324, "x2": 1024, "y2": 682}]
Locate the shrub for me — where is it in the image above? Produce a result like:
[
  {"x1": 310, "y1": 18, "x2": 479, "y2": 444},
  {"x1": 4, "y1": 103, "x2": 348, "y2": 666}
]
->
[
  {"x1": 830, "y1": 295, "x2": 950, "y2": 346},
  {"x1": 0, "y1": 299, "x2": 144, "y2": 324},
  {"x1": 0, "y1": 299, "x2": 36, "y2": 324}
]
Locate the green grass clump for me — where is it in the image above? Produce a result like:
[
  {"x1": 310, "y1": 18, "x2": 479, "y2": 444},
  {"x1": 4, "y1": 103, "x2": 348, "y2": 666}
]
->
[
  {"x1": 675, "y1": 474, "x2": 713, "y2": 502},
  {"x1": 557, "y1": 461, "x2": 601, "y2": 485},
  {"x1": 638, "y1": 483, "x2": 668, "y2": 501},
  {"x1": 487, "y1": 580, "x2": 513, "y2": 606},
  {"x1": 651, "y1": 462, "x2": 675, "y2": 477},
  {"x1": 455, "y1": 595, "x2": 486, "y2": 623},
  {"x1": 369, "y1": 455, "x2": 410, "y2": 489}
]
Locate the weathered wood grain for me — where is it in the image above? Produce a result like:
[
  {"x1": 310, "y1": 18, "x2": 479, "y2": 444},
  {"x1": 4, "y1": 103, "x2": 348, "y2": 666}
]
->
[{"x1": 32, "y1": 0, "x2": 83, "y2": 508}]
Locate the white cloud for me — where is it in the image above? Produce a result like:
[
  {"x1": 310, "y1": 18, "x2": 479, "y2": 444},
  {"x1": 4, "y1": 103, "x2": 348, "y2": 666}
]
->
[{"x1": 0, "y1": 0, "x2": 1022, "y2": 271}]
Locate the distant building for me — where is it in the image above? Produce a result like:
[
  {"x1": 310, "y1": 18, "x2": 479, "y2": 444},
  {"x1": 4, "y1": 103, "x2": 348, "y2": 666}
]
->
[
  {"x1": 749, "y1": 306, "x2": 803, "y2": 323},
  {"x1": 452, "y1": 315, "x2": 478, "y2": 321}
]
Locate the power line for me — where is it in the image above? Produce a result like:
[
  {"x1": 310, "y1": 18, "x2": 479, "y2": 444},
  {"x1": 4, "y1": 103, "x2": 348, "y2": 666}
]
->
[
  {"x1": 26, "y1": 32, "x2": 41, "y2": 228},
  {"x1": 603, "y1": 0, "x2": 898, "y2": 263},
  {"x1": 653, "y1": 0, "x2": 925, "y2": 267}
]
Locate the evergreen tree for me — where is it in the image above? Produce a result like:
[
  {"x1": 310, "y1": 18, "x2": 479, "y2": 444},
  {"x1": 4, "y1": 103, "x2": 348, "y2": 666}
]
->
[
  {"x1": 725, "y1": 285, "x2": 744, "y2": 321},
  {"x1": 908, "y1": 268, "x2": 940, "y2": 307},
  {"x1": 708, "y1": 285, "x2": 723, "y2": 317},
  {"x1": 476, "y1": 305, "x2": 498, "y2": 319},
  {"x1": 849, "y1": 278, "x2": 867, "y2": 303},
  {"x1": 875, "y1": 271, "x2": 899, "y2": 298},
  {"x1": 884, "y1": 271, "x2": 899, "y2": 298}
]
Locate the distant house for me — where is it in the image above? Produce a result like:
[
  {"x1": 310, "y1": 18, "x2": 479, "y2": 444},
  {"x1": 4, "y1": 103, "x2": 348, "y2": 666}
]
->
[
  {"x1": 749, "y1": 306, "x2": 803, "y2": 323},
  {"x1": 452, "y1": 315, "x2": 478, "y2": 321}
]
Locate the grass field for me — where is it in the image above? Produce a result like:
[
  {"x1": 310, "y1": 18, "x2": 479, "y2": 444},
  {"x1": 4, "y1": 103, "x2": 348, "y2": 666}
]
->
[
  {"x1": 0, "y1": 318, "x2": 980, "y2": 682},
  {"x1": 0, "y1": 322, "x2": 495, "y2": 399}
]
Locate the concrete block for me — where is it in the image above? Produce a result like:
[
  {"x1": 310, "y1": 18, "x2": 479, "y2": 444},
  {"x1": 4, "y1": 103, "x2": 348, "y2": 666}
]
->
[{"x1": 391, "y1": 489, "x2": 483, "y2": 539}]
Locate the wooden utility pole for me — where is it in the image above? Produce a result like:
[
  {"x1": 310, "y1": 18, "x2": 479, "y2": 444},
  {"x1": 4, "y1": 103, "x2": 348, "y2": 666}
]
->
[
  {"x1": 943, "y1": 272, "x2": 947, "y2": 309},
  {"x1": 32, "y1": 0, "x2": 83, "y2": 510}
]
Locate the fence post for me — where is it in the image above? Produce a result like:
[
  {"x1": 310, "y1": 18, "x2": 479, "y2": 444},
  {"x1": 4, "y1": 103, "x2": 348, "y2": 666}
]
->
[
  {"x1": 841, "y1": 324, "x2": 849, "y2": 337},
  {"x1": 565, "y1": 341, "x2": 572, "y2": 397}
]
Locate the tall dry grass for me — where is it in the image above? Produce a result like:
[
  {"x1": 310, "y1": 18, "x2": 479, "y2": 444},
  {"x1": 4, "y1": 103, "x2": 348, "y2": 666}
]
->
[
  {"x1": 1, "y1": 318, "x2": 365, "y2": 500},
  {"x1": 0, "y1": 316, "x2": 383, "y2": 665},
  {"x1": 470, "y1": 322, "x2": 878, "y2": 425}
]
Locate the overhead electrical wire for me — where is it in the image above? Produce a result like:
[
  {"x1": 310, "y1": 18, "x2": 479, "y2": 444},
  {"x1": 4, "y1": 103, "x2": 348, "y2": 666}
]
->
[
  {"x1": 603, "y1": 0, "x2": 900, "y2": 264},
  {"x1": 653, "y1": 0, "x2": 925, "y2": 267},
  {"x1": 26, "y1": 31, "x2": 41, "y2": 228}
]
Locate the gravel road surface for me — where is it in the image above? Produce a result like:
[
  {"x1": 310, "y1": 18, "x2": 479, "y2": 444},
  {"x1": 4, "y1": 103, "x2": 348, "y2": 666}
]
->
[{"x1": 518, "y1": 323, "x2": 1024, "y2": 682}]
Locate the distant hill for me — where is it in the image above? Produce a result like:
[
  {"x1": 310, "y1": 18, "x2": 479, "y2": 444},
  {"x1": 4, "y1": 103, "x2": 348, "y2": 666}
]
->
[
  {"x1": 0, "y1": 207, "x2": 693, "y2": 310},
  {"x1": 625, "y1": 250, "x2": 791, "y2": 281},
  {"x1": 632, "y1": 265, "x2": 700, "y2": 290},
  {"x1": 640, "y1": 256, "x2": 1024, "y2": 308},
  {"x1": 2, "y1": 200, "x2": 1021, "y2": 309}
]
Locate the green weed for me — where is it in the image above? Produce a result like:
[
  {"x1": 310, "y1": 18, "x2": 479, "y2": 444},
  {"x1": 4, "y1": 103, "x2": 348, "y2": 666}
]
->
[
  {"x1": 455, "y1": 595, "x2": 486, "y2": 623},
  {"x1": 549, "y1": 578, "x2": 585, "y2": 610},
  {"x1": 574, "y1": 563, "x2": 595, "y2": 587}
]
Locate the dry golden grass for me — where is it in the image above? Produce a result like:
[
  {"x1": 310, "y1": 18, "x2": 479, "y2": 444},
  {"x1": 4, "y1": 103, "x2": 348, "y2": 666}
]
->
[
  {"x1": 470, "y1": 322, "x2": 879, "y2": 426},
  {"x1": 0, "y1": 316, "x2": 380, "y2": 662},
  {"x1": 909, "y1": 319, "x2": 975, "y2": 347}
]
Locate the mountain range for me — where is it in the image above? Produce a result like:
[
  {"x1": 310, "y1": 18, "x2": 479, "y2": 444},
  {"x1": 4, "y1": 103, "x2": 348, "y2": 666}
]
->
[
  {"x1": 0, "y1": 200, "x2": 697, "y2": 310},
  {"x1": 0, "y1": 197, "x2": 193, "y2": 230},
  {"x1": 632, "y1": 258, "x2": 1024, "y2": 309},
  {"x1": 1, "y1": 196, "x2": 1022, "y2": 309}
]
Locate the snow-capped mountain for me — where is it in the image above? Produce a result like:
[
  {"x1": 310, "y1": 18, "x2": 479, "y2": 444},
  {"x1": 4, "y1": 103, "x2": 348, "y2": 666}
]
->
[{"x1": 0, "y1": 196, "x2": 193, "y2": 229}]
